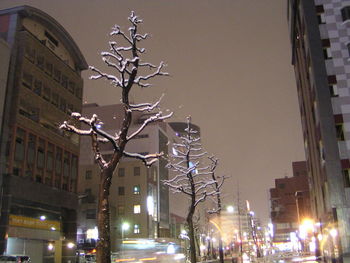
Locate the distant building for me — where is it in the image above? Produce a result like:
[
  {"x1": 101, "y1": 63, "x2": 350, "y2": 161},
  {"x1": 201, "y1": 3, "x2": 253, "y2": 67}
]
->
[
  {"x1": 287, "y1": 0, "x2": 350, "y2": 261},
  {"x1": 0, "y1": 6, "x2": 87, "y2": 263},
  {"x1": 270, "y1": 161, "x2": 310, "y2": 244},
  {"x1": 77, "y1": 103, "x2": 187, "y2": 251}
]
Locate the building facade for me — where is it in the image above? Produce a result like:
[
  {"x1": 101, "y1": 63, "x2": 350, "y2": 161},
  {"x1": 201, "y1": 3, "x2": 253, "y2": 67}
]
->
[
  {"x1": 0, "y1": 6, "x2": 87, "y2": 262},
  {"x1": 287, "y1": 1, "x2": 350, "y2": 261},
  {"x1": 77, "y1": 104, "x2": 187, "y2": 252},
  {"x1": 269, "y1": 161, "x2": 310, "y2": 244}
]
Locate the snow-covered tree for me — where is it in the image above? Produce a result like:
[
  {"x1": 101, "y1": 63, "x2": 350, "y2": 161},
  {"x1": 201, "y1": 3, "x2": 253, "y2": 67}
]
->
[
  {"x1": 60, "y1": 12, "x2": 172, "y2": 263},
  {"x1": 163, "y1": 117, "x2": 220, "y2": 263},
  {"x1": 207, "y1": 156, "x2": 225, "y2": 263}
]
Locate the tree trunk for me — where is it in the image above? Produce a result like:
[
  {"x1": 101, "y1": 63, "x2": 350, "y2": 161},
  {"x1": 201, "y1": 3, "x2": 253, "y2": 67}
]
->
[
  {"x1": 218, "y1": 215, "x2": 224, "y2": 263},
  {"x1": 187, "y1": 207, "x2": 196, "y2": 263},
  {"x1": 96, "y1": 168, "x2": 113, "y2": 263}
]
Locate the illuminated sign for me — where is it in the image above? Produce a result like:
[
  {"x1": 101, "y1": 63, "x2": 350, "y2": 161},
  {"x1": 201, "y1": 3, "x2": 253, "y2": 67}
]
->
[{"x1": 9, "y1": 215, "x2": 60, "y2": 231}]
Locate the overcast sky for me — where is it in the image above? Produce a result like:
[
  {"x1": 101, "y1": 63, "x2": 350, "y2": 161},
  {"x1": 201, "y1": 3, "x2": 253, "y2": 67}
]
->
[{"x1": 0, "y1": 0, "x2": 305, "y2": 223}]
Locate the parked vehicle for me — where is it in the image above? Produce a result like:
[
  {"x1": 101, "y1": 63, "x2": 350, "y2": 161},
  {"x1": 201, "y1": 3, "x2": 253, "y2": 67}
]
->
[{"x1": 0, "y1": 255, "x2": 30, "y2": 263}]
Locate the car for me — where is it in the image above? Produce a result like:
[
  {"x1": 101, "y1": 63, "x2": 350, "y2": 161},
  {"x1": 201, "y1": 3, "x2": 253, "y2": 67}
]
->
[{"x1": 0, "y1": 255, "x2": 31, "y2": 263}]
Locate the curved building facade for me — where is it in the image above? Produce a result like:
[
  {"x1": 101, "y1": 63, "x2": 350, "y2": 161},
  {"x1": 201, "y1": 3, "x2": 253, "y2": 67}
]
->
[{"x1": 0, "y1": 6, "x2": 87, "y2": 263}]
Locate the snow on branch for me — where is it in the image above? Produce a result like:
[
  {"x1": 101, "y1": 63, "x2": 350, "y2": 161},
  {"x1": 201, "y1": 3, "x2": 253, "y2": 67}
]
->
[
  {"x1": 163, "y1": 117, "x2": 220, "y2": 208},
  {"x1": 60, "y1": 11, "x2": 172, "y2": 173}
]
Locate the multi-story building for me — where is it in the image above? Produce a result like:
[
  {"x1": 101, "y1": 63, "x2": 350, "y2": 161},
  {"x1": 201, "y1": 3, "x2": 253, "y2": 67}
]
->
[
  {"x1": 269, "y1": 161, "x2": 310, "y2": 244},
  {"x1": 0, "y1": 6, "x2": 87, "y2": 263},
  {"x1": 287, "y1": 1, "x2": 350, "y2": 261},
  {"x1": 77, "y1": 103, "x2": 187, "y2": 252}
]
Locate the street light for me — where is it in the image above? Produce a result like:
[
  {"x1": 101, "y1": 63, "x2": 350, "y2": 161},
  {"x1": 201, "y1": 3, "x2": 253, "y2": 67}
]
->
[
  {"x1": 226, "y1": 206, "x2": 234, "y2": 213},
  {"x1": 121, "y1": 222, "x2": 130, "y2": 240}
]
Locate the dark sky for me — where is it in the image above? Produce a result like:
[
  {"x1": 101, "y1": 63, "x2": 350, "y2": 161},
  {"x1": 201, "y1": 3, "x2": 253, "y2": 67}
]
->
[{"x1": 0, "y1": 0, "x2": 305, "y2": 223}]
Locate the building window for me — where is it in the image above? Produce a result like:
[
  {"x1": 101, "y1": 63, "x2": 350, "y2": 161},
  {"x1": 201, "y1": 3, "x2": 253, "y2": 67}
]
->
[
  {"x1": 22, "y1": 72, "x2": 33, "y2": 89},
  {"x1": 134, "y1": 167, "x2": 140, "y2": 176},
  {"x1": 53, "y1": 67, "x2": 61, "y2": 82},
  {"x1": 322, "y1": 39, "x2": 331, "y2": 59},
  {"x1": 118, "y1": 168, "x2": 125, "y2": 177},
  {"x1": 68, "y1": 81, "x2": 75, "y2": 94},
  {"x1": 36, "y1": 55, "x2": 44, "y2": 70},
  {"x1": 341, "y1": 6, "x2": 350, "y2": 22},
  {"x1": 46, "y1": 144, "x2": 54, "y2": 172},
  {"x1": 51, "y1": 93, "x2": 59, "y2": 107},
  {"x1": 336, "y1": 124, "x2": 345, "y2": 141},
  {"x1": 27, "y1": 134, "x2": 36, "y2": 165},
  {"x1": 343, "y1": 170, "x2": 350, "y2": 188},
  {"x1": 133, "y1": 204, "x2": 141, "y2": 214},
  {"x1": 278, "y1": 183, "x2": 285, "y2": 189},
  {"x1": 329, "y1": 85, "x2": 339, "y2": 97},
  {"x1": 85, "y1": 170, "x2": 92, "y2": 179},
  {"x1": 45, "y1": 61, "x2": 53, "y2": 76},
  {"x1": 134, "y1": 224, "x2": 140, "y2": 234},
  {"x1": 61, "y1": 75, "x2": 68, "y2": 89},
  {"x1": 33, "y1": 79, "x2": 43, "y2": 96},
  {"x1": 37, "y1": 139, "x2": 45, "y2": 169},
  {"x1": 133, "y1": 185, "x2": 140, "y2": 195},
  {"x1": 14, "y1": 128, "x2": 25, "y2": 162},
  {"x1": 118, "y1": 205, "x2": 125, "y2": 215},
  {"x1": 43, "y1": 84, "x2": 51, "y2": 101},
  {"x1": 118, "y1": 187, "x2": 125, "y2": 196},
  {"x1": 86, "y1": 209, "x2": 96, "y2": 219},
  {"x1": 316, "y1": 5, "x2": 325, "y2": 24}
]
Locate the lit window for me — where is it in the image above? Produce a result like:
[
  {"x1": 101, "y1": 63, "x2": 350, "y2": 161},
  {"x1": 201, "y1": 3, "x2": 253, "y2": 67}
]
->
[
  {"x1": 134, "y1": 224, "x2": 140, "y2": 234},
  {"x1": 133, "y1": 205, "x2": 141, "y2": 214},
  {"x1": 133, "y1": 185, "x2": 140, "y2": 195}
]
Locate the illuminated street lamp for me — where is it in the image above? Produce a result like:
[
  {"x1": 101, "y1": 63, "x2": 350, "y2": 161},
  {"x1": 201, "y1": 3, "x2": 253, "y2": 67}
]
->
[
  {"x1": 226, "y1": 206, "x2": 234, "y2": 213},
  {"x1": 121, "y1": 222, "x2": 130, "y2": 240}
]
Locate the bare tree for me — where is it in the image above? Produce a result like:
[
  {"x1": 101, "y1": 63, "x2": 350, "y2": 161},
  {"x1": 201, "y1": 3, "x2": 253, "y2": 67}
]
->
[
  {"x1": 163, "y1": 117, "x2": 219, "y2": 263},
  {"x1": 207, "y1": 156, "x2": 225, "y2": 263},
  {"x1": 60, "y1": 12, "x2": 172, "y2": 263}
]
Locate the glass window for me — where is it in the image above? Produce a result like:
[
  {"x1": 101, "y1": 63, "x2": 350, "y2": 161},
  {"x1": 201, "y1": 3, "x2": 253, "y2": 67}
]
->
[
  {"x1": 43, "y1": 84, "x2": 51, "y2": 101},
  {"x1": 36, "y1": 55, "x2": 44, "y2": 70},
  {"x1": 133, "y1": 205, "x2": 141, "y2": 214},
  {"x1": 46, "y1": 143, "x2": 54, "y2": 172},
  {"x1": 27, "y1": 134, "x2": 36, "y2": 165},
  {"x1": 63, "y1": 152, "x2": 70, "y2": 177},
  {"x1": 118, "y1": 168, "x2": 125, "y2": 177},
  {"x1": 86, "y1": 209, "x2": 96, "y2": 219},
  {"x1": 37, "y1": 139, "x2": 45, "y2": 169},
  {"x1": 55, "y1": 147, "x2": 62, "y2": 174},
  {"x1": 134, "y1": 167, "x2": 140, "y2": 176},
  {"x1": 71, "y1": 155, "x2": 78, "y2": 179},
  {"x1": 33, "y1": 79, "x2": 42, "y2": 96},
  {"x1": 14, "y1": 128, "x2": 25, "y2": 161},
  {"x1": 134, "y1": 224, "x2": 140, "y2": 234},
  {"x1": 85, "y1": 170, "x2": 92, "y2": 179},
  {"x1": 25, "y1": 46, "x2": 35, "y2": 63},
  {"x1": 61, "y1": 75, "x2": 68, "y2": 89},
  {"x1": 118, "y1": 187, "x2": 125, "y2": 196},
  {"x1": 68, "y1": 81, "x2": 75, "y2": 94},
  {"x1": 51, "y1": 93, "x2": 59, "y2": 107},
  {"x1": 22, "y1": 72, "x2": 33, "y2": 89},
  {"x1": 341, "y1": 6, "x2": 350, "y2": 21},
  {"x1": 133, "y1": 185, "x2": 140, "y2": 195},
  {"x1": 59, "y1": 97, "x2": 66, "y2": 112},
  {"x1": 45, "y1": 61, "x2": 53, "y2": 76},
  {"x1": 53, "y1": 67, "x2": 61, "y2": 82}
]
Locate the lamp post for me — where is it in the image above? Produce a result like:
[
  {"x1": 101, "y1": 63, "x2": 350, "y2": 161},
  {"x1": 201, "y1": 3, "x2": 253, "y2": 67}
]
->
[{"x1": 121, "y1": 222, "x2": 130, "y2": 240}]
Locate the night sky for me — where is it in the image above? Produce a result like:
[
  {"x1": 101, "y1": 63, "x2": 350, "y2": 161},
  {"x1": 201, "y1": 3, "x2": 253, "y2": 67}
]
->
[{"x1": 0, "y1": 0, "x2": 305, "y2": 223}]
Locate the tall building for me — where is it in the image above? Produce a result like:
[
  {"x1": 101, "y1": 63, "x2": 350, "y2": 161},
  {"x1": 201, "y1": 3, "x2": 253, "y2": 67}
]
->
[
  {"x1": 0, "y1": 6, "x2": 87, "y2": 263},
  {"x1": 269, "y1": 161, "x2": 310, "y2": 245},
  {"x1": 287, "y1": 1, "x2": 350, "y2": 261},
  {"x1": 77, "y1": 103, "x2": 186, "y2": 252}
]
